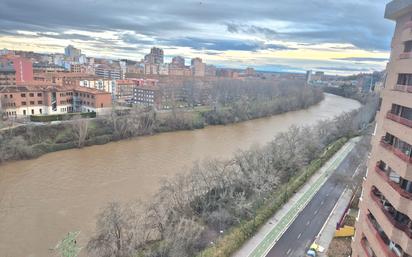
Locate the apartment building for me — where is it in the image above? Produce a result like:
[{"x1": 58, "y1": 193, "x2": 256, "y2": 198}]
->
[
  {"x1": 132, "y1": 80, "x2": 160, "y2": 109},
  {"x1": 0, "y1": 84, "x2": 112, "y2": 118},
  {"x1": 0, "y1": 85, "x2": 73, "y2": 117},
  {"x1": 191, "y1": 57, "x2": 206, "y2": 77},
  {"x1": 95, "y1": 64, "x2": 122, "y2": 80},
  {"x1": 0, "y1": 61, "x2": 16, "y2": 86},
  {"x1": 352, "y1": 1, "x2": 412, "y2": 257}
]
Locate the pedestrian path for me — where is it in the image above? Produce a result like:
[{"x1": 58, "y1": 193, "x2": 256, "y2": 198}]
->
[
  {"x1": 315, "y1": 188, "x2": 353, "y2": 256},
  {"x1": 232, "y1": 137, "x2": 360, "y2": 257}
]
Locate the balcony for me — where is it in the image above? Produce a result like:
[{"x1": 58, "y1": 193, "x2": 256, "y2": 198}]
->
[
  {"x1": 400, "y1": 52, "x2": 412, "y2": 59},
  {"x1": 380, "y1": 138, "x2": 412, "y2": 164},
  {"x1": 361, "y1": 237, "x2": 376, "y2": 257},
  {"x1": 370, "y1": 189, "x2": 412, "y2": 239},
  {"x1": 394, "y1": 85, "x2": 412, "y2": 93},
  {"x1": 375, "y1": 164, "x2": 412, "y2": 201},
  {"x1": 365, "y1": 215, "x2": 397, "y2": 257},
  {"x1": 387, "y1": 111, "x2": 412, "y2": 128}
]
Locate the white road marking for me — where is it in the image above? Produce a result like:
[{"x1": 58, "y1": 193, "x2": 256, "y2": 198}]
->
[
  {"x1": 286, "y1": 248, "x2": 292, "y2": 255},
  {"x1": 297, "y1": 233, "x2": 302, "y2": 239}
]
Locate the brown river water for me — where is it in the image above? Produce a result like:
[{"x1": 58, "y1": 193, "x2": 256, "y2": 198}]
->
[{"x1": 0, "y1": 94, "x2": 361, "y2": 257}]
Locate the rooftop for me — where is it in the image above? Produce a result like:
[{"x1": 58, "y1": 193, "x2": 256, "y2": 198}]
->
[{"x1": 385, "y1": 0, "x2": 412, "y2": 20}]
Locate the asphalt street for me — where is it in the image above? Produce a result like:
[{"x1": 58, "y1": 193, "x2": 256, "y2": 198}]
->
[{"x1": 265, "y1": 147, "x2": 359, "y2": 257}]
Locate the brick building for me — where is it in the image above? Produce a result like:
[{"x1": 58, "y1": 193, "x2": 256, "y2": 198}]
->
[{"x1": 0, "y1": 84, "x2": 112, "y2": 118}]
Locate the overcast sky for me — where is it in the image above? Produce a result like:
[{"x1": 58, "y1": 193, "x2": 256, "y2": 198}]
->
[{"x1": 0, "y1": 0, "x2": 394, "y2": 74}]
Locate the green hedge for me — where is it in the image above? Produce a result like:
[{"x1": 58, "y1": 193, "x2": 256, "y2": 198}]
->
[
  {"x1": 198, "y1": 137, "x2": 348, "y2": 257},
  {"x1": 30, "y1": 112, "x2": 96, "y2": 122}
]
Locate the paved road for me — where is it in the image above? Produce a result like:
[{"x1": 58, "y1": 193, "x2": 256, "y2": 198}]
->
[{"x1": 265, "y1": 144, "x2": 359, "y2": 257}]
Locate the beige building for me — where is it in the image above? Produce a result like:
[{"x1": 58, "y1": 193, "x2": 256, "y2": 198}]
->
[
  {"x1": 352, "y1": 1, "x2": 412, "y2": 257},
  {"x1": 191, "y1": 58, "x2": 206, "y2": 77}
]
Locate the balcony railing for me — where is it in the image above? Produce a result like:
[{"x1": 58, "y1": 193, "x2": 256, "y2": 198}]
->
[
  {"x1": 370, "y1": 191, "x2": 412, "y2": 239},
  {"x1": 400, "y1": 52, "x2": 412, "y2": 59},
  {"x1": 365, "y1": 216, "x2": 397, "y2": 257},
  {"x1": 361, "y1": 238, "x2": 374, "y2": 257},
  {"x1": 386, "y1": 112, "x2": 412, "y2": 128},
  {"x1": 394, "y1": 84, "x2": 412, "y2": 93},
  {"x1": 375, "y1": 164, "x2": 412, "y2": 201},
  {"x1": 380, "y1": 138, "x2": 412, "y2": 164}
]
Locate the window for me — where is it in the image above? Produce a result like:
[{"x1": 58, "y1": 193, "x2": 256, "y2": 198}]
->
[
  {"x1": 22, "y1": 101, "x2": 27, "y2": 105},
  {"x1": 10, "y1": 94, "x2": 13, "y2": 98},
  {"x1": 21, "y1": 93, "x2": 26, "y2": 97},
  {"x1": 23, "y1": 110, "x2": 26, "y2": 115},
  {"x1": 39, "y1": 109, "x2": 42, "y2": 114},
  {"x1": 29, "y1": 93, "x2": 34, "y2": 97},
  {"x1": 398, "y1": 74, "x2": 412, "y2": 86},
  {"x1": 405, "y1": 40, "x2": 412, "y2": 52},
  {"x1": 31, "y1": 109, "x2": 34, "y2": 115},
  {"x1": 37, "y1": 93, "x2": 42, "y2": 97},
  {"x1": 38, "y1": 101, "x2": 43, "y2": 105},
  {"x1": 30, "y1": 101, "x2": 34, "y2": 105}
]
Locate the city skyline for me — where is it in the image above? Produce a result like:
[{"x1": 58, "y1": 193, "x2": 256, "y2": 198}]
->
[{"x1": 0, "y1": 0, "x2": 392, "y2": 75}]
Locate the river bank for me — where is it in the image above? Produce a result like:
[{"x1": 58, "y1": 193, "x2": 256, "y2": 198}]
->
[
  {"x1": 0, "y1": 87, "x2": 323, "y2": 164},
  {"x1": 0, "y1": 94, "x2": 362, "y2": 257}
]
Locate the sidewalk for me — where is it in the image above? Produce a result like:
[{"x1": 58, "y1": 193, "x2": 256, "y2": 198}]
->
[
  {"x1": 232, "y1": 137, "x2": 360, "y2": 257},
  {"x1": 315, "y1": 188, "x2": 353, "y2": 256}
]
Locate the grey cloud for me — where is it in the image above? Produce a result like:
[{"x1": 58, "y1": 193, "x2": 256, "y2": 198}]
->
[
  {"x1": 334, "y1": 57, "x2": 389, "y2": 62},
  {"x1": 315, "y1": 66, "x2": 371, "y2": 72},
  {"x1": 226, "y1": 23, "x2": 277, "y2": 39},
  {"x1": 159, "y1": 37, "x2": 294, "y2": 51},
  {"x1": 37, "y1": 33, "x2": 95, "y2": 41},
  {"x1": 0, "y1": 0, "x2": 394, "y2": 71}
]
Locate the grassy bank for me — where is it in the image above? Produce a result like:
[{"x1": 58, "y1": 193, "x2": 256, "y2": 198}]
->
[{"x1": 197, "y1": 137, "x2": 348, "y2": 257}]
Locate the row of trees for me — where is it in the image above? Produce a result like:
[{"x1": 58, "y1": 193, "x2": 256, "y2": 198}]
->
[{"x1": 85, "y1": 96, "x2": 378, "y2": 257}]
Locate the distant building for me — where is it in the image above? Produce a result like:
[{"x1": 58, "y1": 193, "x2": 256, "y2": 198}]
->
[
  {"x1": 0, "y1": 60, "x2": 16, "y2": 86},
  {"x1": 79, "y1": 79, "x2": 116, "y2": 99},
  {"x1": 171, "y1": 56, "x2": 185, "y2": 68},
  {"x1": 70, "y1": 63, "x2": 83, "y2": 73},
  {"x1": 0, "y1": 56, "x2": 33, "y2": 84},
  {"x1": 305, "y1": 70, "x2": 312, "y2": 84},
  {"x1": 205, "y1": 65, "x2": 217, "y2": 77},
  {"x1": 33, "y1": 63, "x2": 66, "y2": 74},
  {"x1": 144, "y1": 47, "x2": 164, "y2": 64},
  {"x1": 95, "y1": 64, "x2": 122, "y2": 80},
  {"x1": 311, "y1": 71, "x2": 325, "y2": 81},
  {"x1": 244, "y1": 67, "x2": 256, "y2": 76},
  {"x1": 191, "y1": 58, "x2": 206, "y2": 77},
  {"x1": 159, "y1": 64, "x2": 169, "y2": 75},
  {"x1": 132, "y1": 79, "x2": 160, "y2": 109},
  {"x1": 64, "y1": 45, "x2": 81, "y2": 60}
]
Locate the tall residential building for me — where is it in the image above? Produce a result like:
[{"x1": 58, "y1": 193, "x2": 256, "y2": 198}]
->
[
  {"x1": 144, "y1": 47, "x2": 164, "y2": 64},
  {"x1": 352, "y1": 1, "x2": 412, "y2": 257},
  {"x1": 191, "y1": 57, "x2": 206, "y2": 77},
  {"x1": 64, "y1": 45, "x2": 81, "y2": 60}
]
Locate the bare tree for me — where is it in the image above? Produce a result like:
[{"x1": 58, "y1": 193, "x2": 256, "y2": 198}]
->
[
  {"x1": 87, "y1": 202, "x2": 131, "y2": 257},
  {"x1": 71, "y1": 116, "x2": 89, "y2": 148}
]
